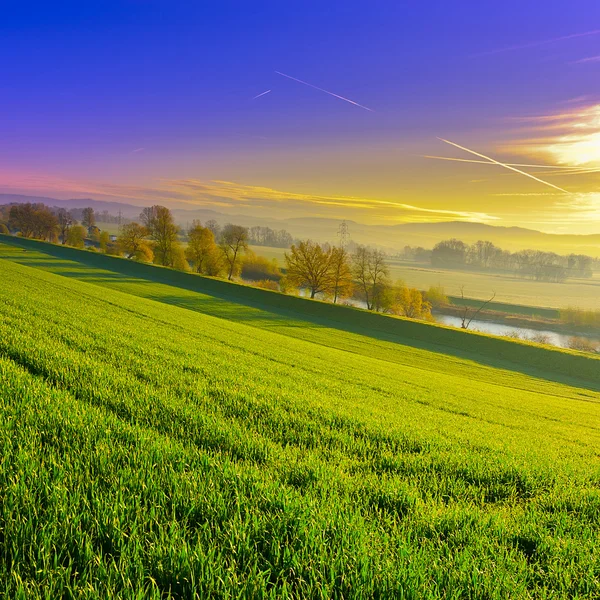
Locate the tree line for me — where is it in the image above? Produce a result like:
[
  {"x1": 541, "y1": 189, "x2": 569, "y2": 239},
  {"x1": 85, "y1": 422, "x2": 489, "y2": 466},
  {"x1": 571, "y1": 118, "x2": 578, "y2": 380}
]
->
[
  {"x1": 118, "y1": 209, "x2": 253, "y2": 280},
  {"x1": 1, "y1": 203, "x2": 109, "y2": 249},
  {"x1": 284, "y1": 241, "x2": 432, "y2": 319},
  {"x1": 1, "y1": 202, "x2": 433, "y2": 322},
  {"x1": 247, "y1": 226, "x2": 294, "y2": 248},
  {"x1": 430, "y1": 238, "x2": 597, "y2": 282}
]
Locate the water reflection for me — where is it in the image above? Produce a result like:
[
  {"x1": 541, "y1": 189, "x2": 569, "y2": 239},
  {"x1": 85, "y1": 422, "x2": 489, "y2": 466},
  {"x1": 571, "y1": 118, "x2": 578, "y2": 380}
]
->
[{"x1": 436, "y1": 315, "x2": 600, "y2": 350}]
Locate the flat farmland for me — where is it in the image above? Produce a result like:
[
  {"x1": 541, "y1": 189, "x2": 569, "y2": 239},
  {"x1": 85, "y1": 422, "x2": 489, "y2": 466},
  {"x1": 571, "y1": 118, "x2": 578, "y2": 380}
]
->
[{"x1": 249, "y1": 245, "x2": 600, "y2": 310}]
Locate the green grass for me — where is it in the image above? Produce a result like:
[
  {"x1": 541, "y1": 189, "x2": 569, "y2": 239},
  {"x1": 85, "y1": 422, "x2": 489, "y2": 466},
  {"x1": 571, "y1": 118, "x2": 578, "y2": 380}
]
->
[
  {"x1": 1, "y1": 236, "x2": 599, "y2": 389},
  {"x1": 1, "y1": 236, "x2": 600, "y2": 597}
]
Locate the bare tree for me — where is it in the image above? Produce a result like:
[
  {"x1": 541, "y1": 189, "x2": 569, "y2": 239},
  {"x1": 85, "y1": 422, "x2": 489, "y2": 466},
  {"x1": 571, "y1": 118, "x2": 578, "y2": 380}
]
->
[
  {"x1": 459, "y1": 286, "x2": 496, "y2": 329},
  {"x1": 205, "y1": 219, "x2": 221, "y2": 240},
  {"x1": 81, "y1": 207, "x2": 96, "y2": 229},
  {"x1": 329, "y1": 246, "x2": 353, "y2": 303},
  {"x1": 220, "y1": 224, "x2": 249, "y2": 280},
  {"x1": 352, "y1": 246, "x2": 390, "y2": 310},
  {"x1": 56, "y1": 209, "x2": 72, "y2": 244}
]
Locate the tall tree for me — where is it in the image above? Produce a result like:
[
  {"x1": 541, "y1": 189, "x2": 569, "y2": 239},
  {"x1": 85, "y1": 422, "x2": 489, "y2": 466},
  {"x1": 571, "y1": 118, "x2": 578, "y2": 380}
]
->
[
  {"x1": 431, "y1": 239, "x2": 468, "y2": 267},
  {"x1": 352, "y1": 246, "x2": 390, "y2": 310},
  {"x1": 140, "y1": 205, "x2": 182, "y2": 267},
  {"x1": 219, "y1": 224, "x2": 249, "y2": 280},
  {"x1": 99, "y1": 230, "x2": 110, "y2": 253},
  {"x1": 66, "y1": 225, "x2": 86, "y2": 248},
  {"x1": 9, "y1": 203, "x2": 58, "y2": 241},
  {"x1": 56, "y1": 208, "x2": 72, "y2": 244},
  {"x1": 284, "y1": 240, "x2": 333, "y2": 299},
  {"x1": 186, "y1": 223, "x2": 222, "y2": 275},
  {"x1": 205, "y1": 219, "x2": 221, "y2": 240},
  {"x1": 329, "y1": 246, "x2": 353, "y2": 303},
  {"x1": 241, "y1": 251, "x2": 281, "y2": 282},
  {"x1": 81, "y1": 207, "x2": 96, "y2": 229},
  {"x1": 117, "y1": 222, "x2": 153, "y2": 261}
]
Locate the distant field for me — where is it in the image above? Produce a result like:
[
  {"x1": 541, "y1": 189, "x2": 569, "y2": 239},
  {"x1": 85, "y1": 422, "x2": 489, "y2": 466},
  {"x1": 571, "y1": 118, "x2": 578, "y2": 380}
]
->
[
  {"x1": 386, "y1": 261, "x2": 600, "y2": 311},
  {"x1": 248, "y1": 244, "x2": 288, "y2": 262},
  {"x1": 95, "y1": 221, "x2": 121, "y2": 235},
  {"x1": 2, "y1": 235, "x2": 600, "y2": 597},
  {"x1": 250, "y1": 245, "x2": 600, "y2": 311}
]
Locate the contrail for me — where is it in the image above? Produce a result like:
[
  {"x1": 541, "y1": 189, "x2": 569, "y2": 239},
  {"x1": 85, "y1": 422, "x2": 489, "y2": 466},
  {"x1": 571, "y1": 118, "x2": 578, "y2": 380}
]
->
[
  {"x1": 572, "y1": 55, "x2": 600, "y2": 64},
  {"x1": 422, "y1": 155, "x2": 593, "y2": 170},
  {"x1": 251, "y1": 90, "x2": 271, "y2": 100},
  {"x1": 475, "y1": 29, "x2": 600, "y2": 56},
  {"x1": 545, "y1": 167, "x2": 600, "y2": 176},
  {"x1": 275, "y1": 71, "x2": 374, "y2": 112},
  {"x1": 437, "y1": 138, "x2": 571, "y2": 194}
]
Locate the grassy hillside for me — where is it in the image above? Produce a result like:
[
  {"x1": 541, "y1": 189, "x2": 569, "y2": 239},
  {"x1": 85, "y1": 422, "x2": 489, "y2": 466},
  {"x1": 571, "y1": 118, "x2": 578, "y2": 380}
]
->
[
  {"x1": 1, "y1": 235, "x2": 599, "y2": 389},
  {"x1": 1, "y1": 238, "x2": 600, "y2": 597}
]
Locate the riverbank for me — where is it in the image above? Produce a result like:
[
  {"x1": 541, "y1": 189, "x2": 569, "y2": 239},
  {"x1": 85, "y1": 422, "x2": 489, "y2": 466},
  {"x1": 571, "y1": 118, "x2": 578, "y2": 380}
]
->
[{"x1": 435, "y1": 303, "x2": 600, "y2": 342}]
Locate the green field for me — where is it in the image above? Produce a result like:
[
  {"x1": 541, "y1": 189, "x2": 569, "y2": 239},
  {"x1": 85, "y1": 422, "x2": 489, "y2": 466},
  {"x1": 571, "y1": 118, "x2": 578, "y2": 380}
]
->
[
  {"x1": 2, "y1": 235, "x2": 600, "y2": 598},
  {"x1": 250, "y1": 245, "x2": 600, "y2": 311}
]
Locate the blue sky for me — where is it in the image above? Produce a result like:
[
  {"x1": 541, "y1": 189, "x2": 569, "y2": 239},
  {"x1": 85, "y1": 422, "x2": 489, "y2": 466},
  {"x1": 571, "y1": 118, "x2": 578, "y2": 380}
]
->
[{"x1": 1, "y1": 1, "x2": 600, "y2": 231}]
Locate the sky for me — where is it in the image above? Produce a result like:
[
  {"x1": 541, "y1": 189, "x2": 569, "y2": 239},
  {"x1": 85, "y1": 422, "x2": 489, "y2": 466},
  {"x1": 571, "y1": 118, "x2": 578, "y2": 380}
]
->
[{"x1": 1, "y1": 0, "x2": 600, "y2": 233}]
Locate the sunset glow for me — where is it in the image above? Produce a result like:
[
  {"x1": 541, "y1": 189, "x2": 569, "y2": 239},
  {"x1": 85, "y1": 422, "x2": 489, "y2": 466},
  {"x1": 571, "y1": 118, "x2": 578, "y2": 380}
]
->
[{"x1": 1, "y1": 2, "x2": 599, "y2": 234}]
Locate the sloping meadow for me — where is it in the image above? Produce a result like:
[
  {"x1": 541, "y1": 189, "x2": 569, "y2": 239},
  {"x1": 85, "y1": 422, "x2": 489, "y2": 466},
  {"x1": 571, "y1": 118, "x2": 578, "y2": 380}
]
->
[{"x1": 1, "y1": 253, "x2": 600, "y2": 597}]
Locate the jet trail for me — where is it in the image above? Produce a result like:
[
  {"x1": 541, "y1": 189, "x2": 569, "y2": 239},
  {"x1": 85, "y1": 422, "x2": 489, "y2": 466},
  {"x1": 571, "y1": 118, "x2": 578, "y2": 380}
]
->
[
  {"x1": 437, "y1": 138, "x2": 571, "y2": 194},
  {"x1": 422, "y1": 155, "x2": 593, "y2": 170},
  {"x1": 251, "y1": 90, "x2": 271, "y2": 100},
  {"x1": 275, "y1": 71, "x2": 374, "y2": 112},
  {"x1": 475, "y1": 29, "x2": 600, "y2": 56},
  {"x1": 545, "y1": 167, "x2": 600, "y2": 176}
]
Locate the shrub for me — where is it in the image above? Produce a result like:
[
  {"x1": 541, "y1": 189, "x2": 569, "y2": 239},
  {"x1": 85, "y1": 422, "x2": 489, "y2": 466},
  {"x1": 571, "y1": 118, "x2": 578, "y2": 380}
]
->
[
  {"x1": 253, "y1": 279, "x2": 279, "y2": 291},
  {"x1": 390, "y1": 285, "x2": 433, "y2": 321},
  {"x1": 105, "y1": 242, "x2": 121, "y2": 256},
  {"x1": 99, "y1": 231, "x2": 110, "y2": 252},
  {"x1": 505, "y1": 331, "x2": 524, "y2": 340},
  {"x1": 426, "y1": 285, "x2": 449, "y2": 308},
  {"x1": 241, "y1": 252, "x2": 281, "y2": 282},
  {"x1": 567, "y1": 336, "x2": 599, "y2": 353},
  {"x1": 172, "y1": 245, "x2": 190, "y2": 272},
  {"x1": 528, "y1": 333, "x2": 551, "y2": 345},
  {"x1": 560, "y1": 307, "x2": 600, "y2": 328},
  {"x1": 279, "y1": 276, "x2": 298, "y2": 295},
  {"x1": 66, "y1": 225, "x2": 86, "y2": 249}
]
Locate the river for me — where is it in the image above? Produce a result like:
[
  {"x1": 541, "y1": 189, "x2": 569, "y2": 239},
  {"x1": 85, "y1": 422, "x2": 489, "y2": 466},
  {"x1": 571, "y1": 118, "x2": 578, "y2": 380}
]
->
[
  {"x1": 435, "y1": 314, "x2": 600, "y2": 350},
  {"x1": 290, "y1": 288, "x2": 598, "y2": 351}
]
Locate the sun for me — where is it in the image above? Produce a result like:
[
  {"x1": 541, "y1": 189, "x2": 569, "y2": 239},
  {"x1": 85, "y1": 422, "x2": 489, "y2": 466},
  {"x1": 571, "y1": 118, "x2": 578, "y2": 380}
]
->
[
  {"x1": 506, "y1": 103, "x2": 600, "y2": 167},
  {"x1": 546, "y1": 130, "x2": 600, "y2": 166}
]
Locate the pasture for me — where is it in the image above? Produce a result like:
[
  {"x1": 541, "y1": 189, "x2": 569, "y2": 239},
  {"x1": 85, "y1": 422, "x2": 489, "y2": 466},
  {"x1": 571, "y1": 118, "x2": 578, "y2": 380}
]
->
[{"x1": 1, "y1": 236, "x2": 600, "y2": 598}]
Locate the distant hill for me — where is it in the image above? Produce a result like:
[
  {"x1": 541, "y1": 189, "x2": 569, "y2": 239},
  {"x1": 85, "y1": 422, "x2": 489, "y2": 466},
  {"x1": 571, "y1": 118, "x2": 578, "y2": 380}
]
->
[
  {"x1": 0, "y1": 194, "x2": 147, "y2": 218},
  {"x1": 385, "y1": 222, "x2": 600, "y2": 255},
  {"x1": 2, "y1": 193, "x2": 599, "y2": 256}
]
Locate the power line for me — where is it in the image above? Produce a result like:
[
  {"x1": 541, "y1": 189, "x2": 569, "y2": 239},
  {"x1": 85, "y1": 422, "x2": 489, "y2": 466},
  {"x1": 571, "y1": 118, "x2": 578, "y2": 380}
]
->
[{"x1": 337, "y1": 220, "x2": 349, "y2": 248}]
